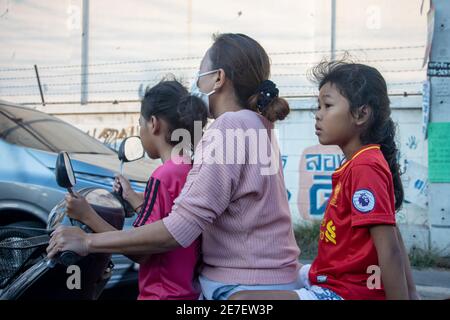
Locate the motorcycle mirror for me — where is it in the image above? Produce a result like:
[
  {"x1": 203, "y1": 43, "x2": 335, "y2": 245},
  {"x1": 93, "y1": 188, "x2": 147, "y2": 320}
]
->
[
  {"x1": 118, "y1": 136, "x2": 145, "y2": 163},
  {"x1": 55, "y1": 151, "x2": 76, "y2": 193}
]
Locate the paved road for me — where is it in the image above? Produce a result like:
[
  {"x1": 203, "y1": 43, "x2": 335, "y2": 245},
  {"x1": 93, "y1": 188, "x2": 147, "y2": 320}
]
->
[{"x1": 413, "y1": 268, "x2": 450, "y2": 300}]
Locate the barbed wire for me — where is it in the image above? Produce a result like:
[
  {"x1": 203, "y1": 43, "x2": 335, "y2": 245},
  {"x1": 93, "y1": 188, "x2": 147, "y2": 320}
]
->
[
  {"x1": 269, "y1": 45, "x2": 425, "y2": 56},
  {"x1": 0, "y1": 56, "x2": 424, "y2": 77},
  {"x1": 5, "y1": 91, "x2": 423, "y2": 101},
  {"x1": 0, "y1": 78, "x2": 162, "y2": 89},
  {"x1": 2, "y1": 87, "x2": 425, "y2": 97},
  {"x1": 277, "y1": 81, "x2": 424, "y2": 89},
  {"x1": 0, "y1": 45, "x2": 425, "y2": 72},
  {"x1": 272, "y1": 57, "x2": 424, "y2": 67},
  {"x1": 0, "y1": 66, "x2": 197, "y2": 81},
  {"x1": 271, "y1": 69, "x2": 424, "y2": 77},
  {"x1": 2, "y1": 89, "x2": 140, "y2": 96},
  {"x1": 0, "y1": 79, "x2": 425, "y2": 91},
  {"x1": 0, "y1": 45, "x2": 427, "y2": 99},
  {"x1": 0, "y1": 67, "x2": 426, "y2": 82}
]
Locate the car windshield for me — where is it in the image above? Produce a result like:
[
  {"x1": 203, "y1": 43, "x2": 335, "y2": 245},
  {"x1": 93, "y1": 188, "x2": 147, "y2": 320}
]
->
[{"x1": 0, "y1": 104, "x2": 115, "y2": 155}]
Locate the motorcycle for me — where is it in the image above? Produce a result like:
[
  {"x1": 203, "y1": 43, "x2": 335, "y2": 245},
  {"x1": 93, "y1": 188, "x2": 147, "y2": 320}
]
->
[{"x1": 0, "y1": 136, "x2": 145, "y2": 300}]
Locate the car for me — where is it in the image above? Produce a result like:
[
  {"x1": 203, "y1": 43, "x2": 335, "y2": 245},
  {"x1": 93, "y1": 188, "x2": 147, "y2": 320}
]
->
[{"x1": 0, "y1": 100, "x2": 157, "y2": 291}]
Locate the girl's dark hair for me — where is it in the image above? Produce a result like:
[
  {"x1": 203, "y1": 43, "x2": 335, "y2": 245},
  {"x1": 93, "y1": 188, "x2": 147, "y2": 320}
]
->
[
  {"x1": 311, "y1": 61, "x2": 404, "y2": 211},
  {"x1": 141, "y1": 79, "x2": 208, "y2": 151},
  {"x1": 208, "y1": 33, "x2": 290, "y2": 122}
]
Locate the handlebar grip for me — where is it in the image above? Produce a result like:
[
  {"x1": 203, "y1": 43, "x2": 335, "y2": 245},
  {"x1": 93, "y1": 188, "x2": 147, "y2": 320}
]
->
[{"x1": 112, "y1": 187, "x2": 135, "y2": 217}]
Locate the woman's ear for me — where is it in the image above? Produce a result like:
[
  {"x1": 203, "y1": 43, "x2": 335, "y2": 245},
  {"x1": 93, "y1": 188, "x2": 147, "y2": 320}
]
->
[
  {"x1": 355, "y1": 105, "x2": 372, "y2": 126},
  {"x1": 213, "y1": 68, "x2": 226, "y2": 91}
]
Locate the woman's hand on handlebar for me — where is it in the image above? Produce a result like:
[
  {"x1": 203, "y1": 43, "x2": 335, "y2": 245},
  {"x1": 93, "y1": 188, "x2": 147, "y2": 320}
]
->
[{"x1": 47, "y1": 225, "x2": 90, "y2": 259}]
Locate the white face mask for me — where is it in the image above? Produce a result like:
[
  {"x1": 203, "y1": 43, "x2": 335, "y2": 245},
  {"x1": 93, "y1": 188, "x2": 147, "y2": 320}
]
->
[{"x1": 190, "y1": 69, "x2": 219, "y2": 117}]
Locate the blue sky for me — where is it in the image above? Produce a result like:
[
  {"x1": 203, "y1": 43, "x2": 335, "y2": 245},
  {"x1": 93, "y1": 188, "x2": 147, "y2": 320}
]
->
[{"x1": 0, "y1": 0, "x2": 428, "y2": 103}]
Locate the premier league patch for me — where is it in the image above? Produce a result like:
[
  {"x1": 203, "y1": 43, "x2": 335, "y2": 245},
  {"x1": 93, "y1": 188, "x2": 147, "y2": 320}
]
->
[{"x1": 352, "y1": 189, "x2": 375, "y2": 213}]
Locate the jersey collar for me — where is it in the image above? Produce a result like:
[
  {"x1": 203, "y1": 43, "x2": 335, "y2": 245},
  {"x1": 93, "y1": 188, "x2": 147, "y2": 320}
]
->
[{"x1": 333, "y1": 144, "x2": 381, "y2": 176}]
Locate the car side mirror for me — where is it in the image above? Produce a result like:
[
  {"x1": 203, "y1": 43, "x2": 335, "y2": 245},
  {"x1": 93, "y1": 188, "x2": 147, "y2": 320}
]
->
[
  {"x1": 55, "y1": 151, "x2": 76, "y2": 193},
  {"x1": 118, "y1": 136, "x2": 145, "y2": 163}
]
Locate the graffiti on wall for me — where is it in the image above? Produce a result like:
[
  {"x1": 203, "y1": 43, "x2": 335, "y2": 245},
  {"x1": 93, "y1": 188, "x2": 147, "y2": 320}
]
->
[
  {"x1": 403, "y1": 160, "x2": 429, "y2": 209},
  {"x1": 297, "y1": 144, "x2": 344, "y2": 220},
  {"x1": 86, "y1": 126, "x2": 139, "y2": 151},
  {"x1": 281, "y1": 155, "x2": 292, "y2": 201},
  {"x1": 406, "y1": 135, "x2": 418, "y2": 150}
]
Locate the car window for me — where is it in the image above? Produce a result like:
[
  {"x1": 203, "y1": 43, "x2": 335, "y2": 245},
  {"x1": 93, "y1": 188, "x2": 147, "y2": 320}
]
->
[{"x1": 0, "y1": 104, "x2": 115, "y2": 155}]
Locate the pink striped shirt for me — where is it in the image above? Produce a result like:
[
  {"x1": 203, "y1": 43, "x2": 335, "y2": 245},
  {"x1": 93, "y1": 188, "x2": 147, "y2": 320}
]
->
[{"x1": 163, "y1": 109, "x2": 300, "y2": 285}]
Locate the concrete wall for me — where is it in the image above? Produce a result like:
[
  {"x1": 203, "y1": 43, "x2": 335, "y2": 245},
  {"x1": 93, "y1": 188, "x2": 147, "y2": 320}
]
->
[{"x1": 37, "y1": 94, "x2": 430, "y2": 251}]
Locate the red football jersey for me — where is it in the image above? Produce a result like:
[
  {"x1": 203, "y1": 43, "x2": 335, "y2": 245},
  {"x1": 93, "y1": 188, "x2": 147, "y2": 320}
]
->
[{"x1": 309, "y1": 144, "x2": 397, "y2": 300}]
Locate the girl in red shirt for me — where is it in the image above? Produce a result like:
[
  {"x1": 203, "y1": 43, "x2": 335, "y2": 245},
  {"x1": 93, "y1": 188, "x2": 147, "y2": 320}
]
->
[{"x1": 230, "y1": 62, "x2": 418, "y2": 300}]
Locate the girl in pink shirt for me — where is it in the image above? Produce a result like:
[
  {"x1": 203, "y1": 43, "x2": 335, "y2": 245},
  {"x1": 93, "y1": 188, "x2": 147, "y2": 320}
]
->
[{"x1": 62, "y1": 80, "x2": 208, "y2": 299}]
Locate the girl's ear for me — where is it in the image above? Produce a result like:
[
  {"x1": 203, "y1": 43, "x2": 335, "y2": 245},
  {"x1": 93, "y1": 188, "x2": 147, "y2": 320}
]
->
[
  {"x1": 149, "y1": 115, "x2": 161, "y2": 135},
  {"x1": 213, "y1": 68, "x2": 226, "y2": 91},
  {"x1": 355, "y1": 105, "x2": 372, "y2": 126}
]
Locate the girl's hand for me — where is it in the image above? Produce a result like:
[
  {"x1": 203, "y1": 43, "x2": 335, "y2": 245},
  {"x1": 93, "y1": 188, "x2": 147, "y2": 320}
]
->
[
  {"x1": 46, "y1": 226, "x2": 90, "y2": 259},
  {"x1": 113, "y1": 174, "x2": 132, "y2": 198},
  {"x1": 113, "y1": 174, "x2": 141, "y2": 209},
  {"x1": 65, "y1": 191, "x2": 95, "y2": 225}
]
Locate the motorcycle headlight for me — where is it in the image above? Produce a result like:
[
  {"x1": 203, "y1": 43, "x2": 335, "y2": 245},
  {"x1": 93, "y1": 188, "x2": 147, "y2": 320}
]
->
[{"x1": 47, "y1": 200, "x2": 67, "y2": 230}]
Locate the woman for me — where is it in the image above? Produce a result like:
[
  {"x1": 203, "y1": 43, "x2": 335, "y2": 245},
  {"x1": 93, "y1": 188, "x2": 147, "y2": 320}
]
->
[{"x1": 47, "y1": 33, "x2": 301, "y2": 300}]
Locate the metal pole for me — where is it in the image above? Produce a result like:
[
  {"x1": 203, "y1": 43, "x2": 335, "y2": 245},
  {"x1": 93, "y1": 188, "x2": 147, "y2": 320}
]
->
[
  {"x1": 34, "y1": 64, "x2": 45, "y2": 106},
  {"x1": 81, "y1": 0, "x2": 89, "y2": 105},
  {"x1": 331, "y1": 0, "x2": 336, "y2": 61},
  {"x1": 187, "y1": 0, "x2": 192, "y2": 56}
]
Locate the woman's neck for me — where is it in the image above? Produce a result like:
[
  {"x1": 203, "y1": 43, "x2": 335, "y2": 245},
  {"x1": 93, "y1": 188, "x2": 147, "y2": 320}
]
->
[
  {"x1": 214, "y1": 103, "x2": 242, "y2": 118},
  {"x1": 212, "y1": 90, "x2": 243, "y2": 118}
]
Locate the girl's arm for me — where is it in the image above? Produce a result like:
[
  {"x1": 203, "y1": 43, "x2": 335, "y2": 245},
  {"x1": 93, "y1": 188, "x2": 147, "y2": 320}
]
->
[
  {"x1": 370, "y1": 224, "x2": 409, "y2": 300},
  {"x1": 395, "y1": 226, "x2": 420, "y2": 299},
  {"x1": 66, "y1": 192, "x2": 116, "y2": 233}
]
